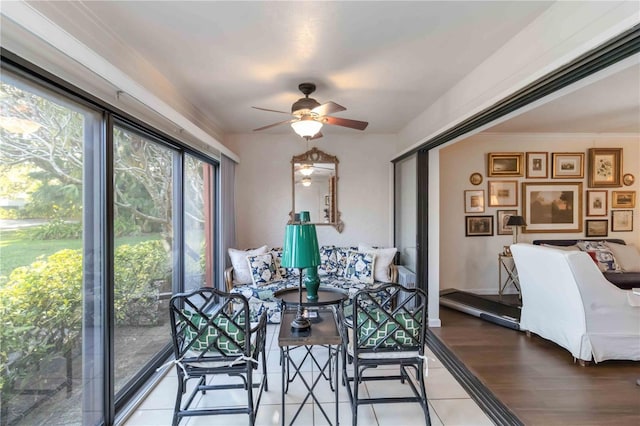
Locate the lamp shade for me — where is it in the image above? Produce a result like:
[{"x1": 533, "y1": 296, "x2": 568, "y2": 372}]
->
[
  {"x1": 291, "y1": 117, "x2": 323, "y2": 138},
  {"x1": 281, "y1": 223, "x2": 320, "y2": 269},
  {"x1": 506, "y1": 215, "x2": 526, "y2": 226}
]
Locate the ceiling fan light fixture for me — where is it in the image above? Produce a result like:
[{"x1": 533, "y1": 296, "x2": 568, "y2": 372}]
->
[
  {"x1": 291, "y1": 117, "x2": 322, "y2": 138},
  {"x1": 301, "y1": 177, "x2": 312, "y2": 187}
]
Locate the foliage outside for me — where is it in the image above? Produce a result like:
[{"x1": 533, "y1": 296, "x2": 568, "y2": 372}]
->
[{"x1": 0, "y1": 240, "x2": 169, "y2": 392}]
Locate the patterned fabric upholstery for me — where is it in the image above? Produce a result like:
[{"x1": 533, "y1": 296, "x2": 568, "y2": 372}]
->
[
  {"x1": 344, "y1": 251, "x2": 375, "y2": 283},
  {"x1": 183, "y1": 311, "x2": 246, "y2": 355},
  {"x1": 247, "y1": 253, "x2": 282, "y2": 285},
  {"x1": 357, "y1": 309, "x2": 422, "y2": 348}
]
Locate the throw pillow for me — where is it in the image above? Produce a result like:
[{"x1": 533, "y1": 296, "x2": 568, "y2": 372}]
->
[
  {"x1": 576, "y1": 241, "x2": 618, "y2": 272},
  {"x1": 270, "y1": 247, "x2": 288, "y2": 278},
  {"x1": 228, "y1": 245, "x2": 268, "y2": 285},
  {"x1": 319, "y1": 245, "x2": 337, "y2": 275},
  {"x1": 357, "y1": 308, "x2": 422, "y2": 348},
  {"x1": 343, "y1": 251, "x2": 375, "y2": 284},
  {"x1": 183, "y1": 311, "x2": 246, "y2": 355},
  {"x1": 605, "y1": 242, "x2": 640, "y2": 272},
  {"x1": 247, "y1": 253, "x2": 282, "y2": 285},
  {"x1": 333, "y1": 247, "x2": 352, "y2": 277},
  {"x1": 359, "y1": 243, "x2": 397, "y2": 282},
  {"x1": 541, "y1": 244, "x2": 580, "y2": 252}
]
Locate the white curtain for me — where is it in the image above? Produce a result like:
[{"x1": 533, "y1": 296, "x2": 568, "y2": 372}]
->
[{"x1": 218, "y1": 154, "x2": 237, "y2": 289}]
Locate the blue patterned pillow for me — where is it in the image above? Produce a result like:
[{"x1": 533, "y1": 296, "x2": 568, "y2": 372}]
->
[
  {"x1": 270, "y1": 247, "x2": 288, "y2": 278},
  {"x1": 183, "y1": 312, "x2": 246, "y2": 355},
  {"x1": 319, "y1": 245, "x2": 337, "y2": 275},
  {"x1": 333, "y1": 247, "x2": 352, "y2": 276},
  {"x1": 343, "y1": 251, "x2": 375, "y2": 283},
  {"x1": 247, "y1": 253, "x2": 282, "y2": 285}
]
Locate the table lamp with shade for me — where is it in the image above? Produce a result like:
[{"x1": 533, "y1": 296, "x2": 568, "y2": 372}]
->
[
  {"x1": 506, "y1": 215, "x2": 526, "y2": 245},
  {"x1": 281, "y1": 211, "x2": 320, "y2": 332}
]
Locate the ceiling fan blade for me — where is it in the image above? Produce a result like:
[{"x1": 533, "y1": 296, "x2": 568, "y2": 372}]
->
[
  {"x1": 312, "y1": 101, "x2": 346, "y2": 117},
  {"x1": 253, "y1": 119, "x2": 292, "y2": 131},
  {"x1": 252, "y1": 106, "x2": 291, "y2": 114},
  {"x1": 323, "y1": 116, "x2": 369, "y2": 131},
  {"x1": 310, "y1": 131, "x2": 323, "y2": 140}
]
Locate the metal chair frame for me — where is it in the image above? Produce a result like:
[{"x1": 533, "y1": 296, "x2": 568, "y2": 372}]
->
[
  {"x1": 341, "y1": 283, "x2": 430, "y2": 425},
  {"x1": 168, "y1": 287, "x2": 268, "y2": 426}
]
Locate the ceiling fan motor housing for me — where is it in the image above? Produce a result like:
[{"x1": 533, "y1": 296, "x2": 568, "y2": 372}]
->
[{"x1": 292, "y1": 82, "x2": 320, "y2": 115}]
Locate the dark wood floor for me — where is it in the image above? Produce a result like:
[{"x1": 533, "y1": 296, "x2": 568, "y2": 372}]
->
[{"x1": 432, "y1": 305, "x2": 640, "y2": 426}]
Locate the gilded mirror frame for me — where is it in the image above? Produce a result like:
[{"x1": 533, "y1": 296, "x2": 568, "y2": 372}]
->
[{"x1": 290, "y1": 147, "x2": 344, "y2": 232}]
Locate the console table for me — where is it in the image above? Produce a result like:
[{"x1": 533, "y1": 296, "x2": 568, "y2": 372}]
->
[{"x1": 278, "y1": 307, "x2": 342, "y2": 425}]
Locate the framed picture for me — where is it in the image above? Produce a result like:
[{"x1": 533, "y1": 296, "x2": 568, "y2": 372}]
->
[
  {"x1": 522, "y1": 182, "x2": 583, "y2": 233},
  {"x1": 487, "y1": 152, "x2": 524, "y2": 177},
  {"x1": 469, "y1": 172, "x2": 483, "y2": 186},
  {"x1": 488, "y1": 180, "x2": 518, "y2": 207},
  {"x1": 526, "y1": 152, "x2": 548, "y2": 179},
  {"x1": 586, "y1": 190, "x2": 607, "y2": 217},
  {"x1": 464, "y1": 190, "x2": 485, "y2": 213},
  {"x1": 588, "y1": 148, "x2": 622, "y2": 187},
  {"x1": 585, "y1": 220, "x2": 608, "y2": 237},
  {"x1": 465, "y1": 215, "x2": 493, "y2": 237},
  {"x1": 551, "y1": 152, "x2": 584, "y2": 179},
  {"x1": 612, "y1": 191, "x2": 636, "y2": 208},
  {"x1": 497, "y1": 209, "x2": 518, "y2": 235},
  {"x1": 611, "y1": 210, "x2": 633, "y2": 232}
]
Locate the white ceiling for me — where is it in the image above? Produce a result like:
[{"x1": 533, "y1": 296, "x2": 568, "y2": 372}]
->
[{"x1": 16, "y1": 1, "x2": 640, "y2": 138}]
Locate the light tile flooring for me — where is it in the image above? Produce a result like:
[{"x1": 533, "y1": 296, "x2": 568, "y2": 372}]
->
[{"x1": 122, "y1": 324, "x2": 494, "y2": 426}]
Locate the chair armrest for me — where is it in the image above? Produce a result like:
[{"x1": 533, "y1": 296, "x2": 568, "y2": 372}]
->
[
  {"x1": 224, "y1": 266, "x2": 234, "y2": 292},
  {"x1": 389, "y1": 264, "x2": 398, "y2": 283}
]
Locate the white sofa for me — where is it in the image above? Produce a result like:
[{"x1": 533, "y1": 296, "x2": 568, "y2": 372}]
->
[{"x1": 511, "y1": 243, "x2": 640, "y2": 363}]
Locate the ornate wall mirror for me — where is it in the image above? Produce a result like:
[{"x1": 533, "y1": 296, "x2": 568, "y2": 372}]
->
[{"x1": 291, "y1": 147, "x2": 343, "y2": 232}]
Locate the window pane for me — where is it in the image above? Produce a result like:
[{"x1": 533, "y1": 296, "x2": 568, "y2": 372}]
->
[
  {"x1": 112, "y1": 126, "x2": 174, "y2": 395},
  {"x1": 184, "y1": 154, "x2": 215, "y2": 291},
  {"x1": 0, "y1": 74, "x2": 101, "y2": 424}
]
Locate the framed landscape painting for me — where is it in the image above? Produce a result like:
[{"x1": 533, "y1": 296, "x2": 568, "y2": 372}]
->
[
  {"x1": 465, "y1": 215, "x2": 493, "y2": 237},
  {"x1": 522, "y1": 182, "x2": 583, "y2": 233},
  {"x1": 487, "y1": 152, "x2": 524, "y2": 177},
  {"x1": 585, "y1": 220, "x2": 608, "y2": 237},
  {"x1": 612, "y1": 191, "x2": 636, "y2": 208},
  {"x1": 488, "y1": 180, "x2": 518, "y2": 207},
  {"x1": 552, "y1": 152, "x2": 584, "y2": 179}
]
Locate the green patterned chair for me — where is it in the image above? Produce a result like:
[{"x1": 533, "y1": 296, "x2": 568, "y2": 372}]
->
[
  {"x1": 168, "y1": 287, "x2": 268, "y2": 426},
  {"x1": 341, "y1": 283, "x2": 430, "y2": 426}
]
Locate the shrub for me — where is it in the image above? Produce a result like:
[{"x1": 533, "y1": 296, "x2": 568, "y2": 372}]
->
[
  {"x1": 0, "y1": 239, "x2": 170, "y2": 392},
  {"x1": 31, "y1": 218, "x2": 82, "y2": 240}
]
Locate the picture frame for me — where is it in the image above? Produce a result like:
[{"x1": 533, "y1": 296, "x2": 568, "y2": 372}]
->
[
  {"x1": 611, "y1": 191, "x2": 635, "y2": 208},
  {"x1": 464, "y1": 190, "x2": 485, "y2": 213},
  {"x1": 526, "y1": 152, "x2": 548, "y2": 179},
  {"x1": 551, "y1": 152, "x2": 584, "y2": 179},
  {"x1": 469, "y1": 172, "x2": 483, "y2": 186},
  {"x1": 611, "y1": 210, "x2": 633, "y2": 232},
  {"x1": 487, "y1": 152, "x2": 524, "y2": 177},
  {"x1": 586, "y1": 190, "x2": 607, "y2": 217},
  {"x1": 588, "y1": 148, "x2": 622, "y2": 187},
  {"x1": 585, "y1": 220, "x2": 608, "y2": 237},
  {"x1": 465, "y1": 215, "x2": 493, "y2": 237},
  {"x1": 488, "y1": 180, "x2": 518, "y2": 207},
  {"x1": 497, "y1": 209, "x2": 518, "y2": 235},
  {"x1": 522, "y1": 182, "x2": 583, "y2": 233}
]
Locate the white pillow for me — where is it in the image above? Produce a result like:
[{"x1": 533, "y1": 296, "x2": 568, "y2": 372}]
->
[
  {"x1": 358, "y1": 243, "x2": 397, "y2": 283},
  {"x1": 228, "y1": 245, "x2": 268, "y2": 284},
  {"x1": 605, "y1": 242, "x2": 640, "y2": 273}
]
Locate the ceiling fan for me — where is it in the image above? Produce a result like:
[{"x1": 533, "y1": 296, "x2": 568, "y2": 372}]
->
[{"x1": 252, "y1": 82, "x2": 368, "y2": 139}]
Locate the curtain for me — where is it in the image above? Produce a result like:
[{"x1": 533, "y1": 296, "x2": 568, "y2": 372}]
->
[{"x1": 218, "y1": 153, "x2": 237, "y2": 289}]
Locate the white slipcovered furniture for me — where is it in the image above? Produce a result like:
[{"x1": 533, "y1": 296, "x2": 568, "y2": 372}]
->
[{"x1": 511, "y1": 243, "x2": 640, "y2": 363}]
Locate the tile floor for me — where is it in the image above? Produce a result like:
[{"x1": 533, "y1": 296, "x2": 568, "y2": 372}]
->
[{"x1": 122, "y1": 324, "x2": 494, "y2": 425}]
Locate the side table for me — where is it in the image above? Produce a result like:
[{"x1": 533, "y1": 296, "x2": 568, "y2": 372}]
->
[
  {"x1": 278, "y1": 307, "x2": 342, "y2": 426},
  {"x1": 498, "y1": 253, "x2": 521, "y2": 297}
]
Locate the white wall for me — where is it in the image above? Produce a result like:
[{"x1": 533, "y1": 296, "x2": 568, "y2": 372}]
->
[
  {"x1": 439, "y1": 132, "x2": 640, "y2": 294},
  {"x1": 225, "y1": 133, "x2": 398, "y2": 250}
]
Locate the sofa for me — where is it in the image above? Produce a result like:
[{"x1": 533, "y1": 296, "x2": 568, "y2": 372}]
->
[
  {"x1": 511, "y1": 243, "x2": 640, "y2": 363},
  {"x1": 225, "y1": 244, "x2": 398, "y2": 323},
  {"x1": 533, "y1": 239, "x2": 640, "y2": 290}
]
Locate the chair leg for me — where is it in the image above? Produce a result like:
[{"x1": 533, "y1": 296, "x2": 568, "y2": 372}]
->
[
  {"x1": 418, "y1": 362, "x2": 431, "y2": 426},
  {"x1": 172, "y1": 373, "x2": 184, "y2": 426}
]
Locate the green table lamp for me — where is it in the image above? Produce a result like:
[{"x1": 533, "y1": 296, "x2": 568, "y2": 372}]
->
[{"x1": 281, "y1": 211, "x2": 320, "y2": 332}]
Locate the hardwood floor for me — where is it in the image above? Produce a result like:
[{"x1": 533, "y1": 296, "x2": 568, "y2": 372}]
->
[{"x1": 431, "y1": 306, "x2": 640, "y2": 425}]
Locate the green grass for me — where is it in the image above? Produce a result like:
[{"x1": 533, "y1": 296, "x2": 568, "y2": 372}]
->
[{"x1": 0, "y1": 228, "x2": 161, "y2": 280}]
